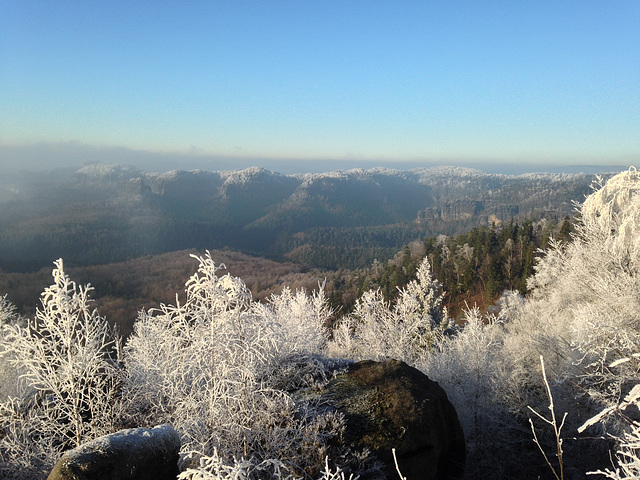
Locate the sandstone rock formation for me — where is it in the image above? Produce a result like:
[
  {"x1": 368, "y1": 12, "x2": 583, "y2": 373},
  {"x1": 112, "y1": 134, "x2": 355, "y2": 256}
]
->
[{"x1": 299, "y1": 359, "x2": 465, "y2": 480}]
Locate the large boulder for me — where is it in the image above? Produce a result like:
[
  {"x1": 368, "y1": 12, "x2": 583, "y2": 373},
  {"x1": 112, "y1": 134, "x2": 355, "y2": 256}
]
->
[
  {"x1": 300, "y1": 359, "x2": 465, "y2": 480},
  {"x1": 47, "y1": 424, "x2": 180, "y2": 480}
]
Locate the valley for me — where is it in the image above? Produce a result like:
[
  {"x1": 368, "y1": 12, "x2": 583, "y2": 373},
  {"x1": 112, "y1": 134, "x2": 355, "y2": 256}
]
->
[
  {"x1": 0, "y1": 164, "x2": 612, "y2": 272},
  {"x1": 0, "y1": 164, "x2": 620, "y2": 333}
]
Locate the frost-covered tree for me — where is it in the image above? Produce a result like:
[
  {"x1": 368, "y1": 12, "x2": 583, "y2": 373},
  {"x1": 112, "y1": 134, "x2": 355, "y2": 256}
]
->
[
  {"x1": 327, "y1": 289, "x2": 403, "y2": 361},
  {"x1": 523, "y1": 169, "x2": 640, "y2": 406},
  {"x1": 0, "y1": 260, "x2": 121, "y2": 478},
  {"x1": 484, "y1": 168, "x2": 640, "y2": 477},
  {"x1": 395, "y1": 255, "x2": 448, "y2": 330},
  {"x1": 0, "y1": 294, "x2": 17, "y2": 324}
]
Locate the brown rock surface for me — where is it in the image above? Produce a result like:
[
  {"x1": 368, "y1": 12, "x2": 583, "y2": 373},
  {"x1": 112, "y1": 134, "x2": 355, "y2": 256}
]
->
[{"x1": 303, "y1": 359, "x2": 465, "y2": 480}]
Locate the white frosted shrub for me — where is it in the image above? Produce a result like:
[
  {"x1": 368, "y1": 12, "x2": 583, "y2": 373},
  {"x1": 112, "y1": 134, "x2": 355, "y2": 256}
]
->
[
  {"x1": 327, "y1": 289, "x2": 401, "y2": 361},
  {"x1": 0, "y1": 260, "x2": 121, "y2": 478},
  {"x1": 423, "y1": 307, "x2": 502, "y2": 433},
  {"x1": 580, "y1": 377, "x2": 640, "y2": 478},
  {"x1": 327, "y1": 257, "x2": 450, "y2": 364},
  {"x1": 498, "y1": 290, "x2": 575, "y2": 413},
  {"x1": 492, "y1": 289, "x2": 525, "y2": 321},
  {"x1": 251, "y1": 284, "x2": 330, "y2": 358},
  {"x1": 124, "y1": 252, "x2": 340, "y2": 476},
  {"x1": 0, "y1": 295, "x2": 24, "y2": 401},
  {"x1": 179, "y1": 450, "x2": 356, "y2": 480}
]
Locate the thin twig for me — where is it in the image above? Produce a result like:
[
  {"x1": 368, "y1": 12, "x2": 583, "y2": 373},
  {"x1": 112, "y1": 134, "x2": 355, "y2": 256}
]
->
[
  {"x1": 528, "y1": 355, "x2": 566, "y2": 480},
  {"x1": 392, "y1": 448, "x2": 407, "y2": 480}
]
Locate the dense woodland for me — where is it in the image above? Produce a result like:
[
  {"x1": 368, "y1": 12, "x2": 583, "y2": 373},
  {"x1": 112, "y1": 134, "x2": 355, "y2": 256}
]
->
[
  {"x1": 0, "y1": 217, "x2": 570, "y2": 337},
  {"x1": 327, "y1": 217, "x2": 572, "y2": 318},
  {"x1": 0, "y1": 165, "x2": 605, "y2": 272}
]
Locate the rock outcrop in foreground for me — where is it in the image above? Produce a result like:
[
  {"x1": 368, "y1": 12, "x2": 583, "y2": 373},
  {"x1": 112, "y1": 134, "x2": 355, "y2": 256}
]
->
[
  {"x1": 301, "y1": 359, "x2": 466, "y2": 480},
  {"x1": 47, "y1": 424, "x2": 180, "y2": 480},
  {"x1": 47, "y1": 360, "x2": 463, "y2": 480}
]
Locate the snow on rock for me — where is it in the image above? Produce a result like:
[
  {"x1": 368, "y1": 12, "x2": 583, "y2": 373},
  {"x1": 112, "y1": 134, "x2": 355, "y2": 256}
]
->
[
  {"x1": 219, "y1": 166, "x2": 276, "y2": 185},
  {"x1": 75, "y1": 164, "x2": 140, "y2": 181},
  {"x1": 47, "y1": 424, "x2": 180, "y2": 480}
]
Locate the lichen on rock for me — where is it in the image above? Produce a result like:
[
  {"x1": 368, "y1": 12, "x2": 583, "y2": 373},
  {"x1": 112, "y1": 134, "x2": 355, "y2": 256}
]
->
[{"x1": 296, "y1": 359, "x2": 466, "y2": 480}]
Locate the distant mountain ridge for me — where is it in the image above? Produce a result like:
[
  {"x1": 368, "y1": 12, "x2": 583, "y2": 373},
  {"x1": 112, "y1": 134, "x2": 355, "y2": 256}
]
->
[{"x1": 0, "y1": 164, "x2": 624, "y2": 271}]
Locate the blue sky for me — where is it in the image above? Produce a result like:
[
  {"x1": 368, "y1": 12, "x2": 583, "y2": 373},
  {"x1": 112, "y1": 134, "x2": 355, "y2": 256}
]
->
[{"x1": 1, "y1": 1, "x2": 638, "y2": 171}]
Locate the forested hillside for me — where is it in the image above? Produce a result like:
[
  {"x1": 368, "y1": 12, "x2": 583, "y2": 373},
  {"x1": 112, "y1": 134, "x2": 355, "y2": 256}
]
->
[
  {"x1": 0, "y1": 249, "x2": 327, "y2": 337},
  {"x1": 328, "y1": 217, "x2": 571, "y2": 317},
  {"x1": 0, "y1": 164, "x2": 613, "y2": 272},
  {"x1": 0, "y1": 216, "x2": 569, "y2": 335},
  {"x1": 2, "y1": 168, "x2": 640, "y2": 479}
]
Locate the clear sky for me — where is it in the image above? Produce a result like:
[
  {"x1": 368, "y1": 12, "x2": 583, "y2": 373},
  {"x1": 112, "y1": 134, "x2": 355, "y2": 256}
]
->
[{"x1": 1, "y1": 1, "x2": 638, "y2": 171}]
